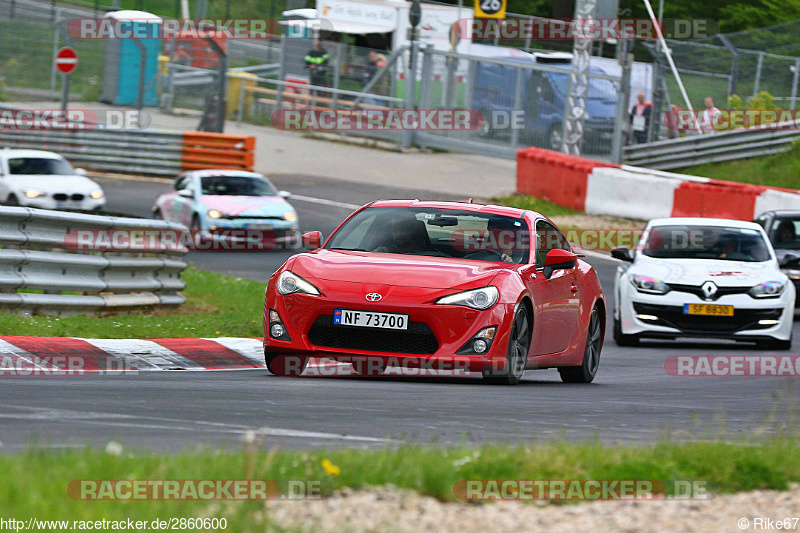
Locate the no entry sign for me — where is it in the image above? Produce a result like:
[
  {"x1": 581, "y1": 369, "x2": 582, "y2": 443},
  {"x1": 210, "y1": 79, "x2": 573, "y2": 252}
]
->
[{"x1": 55, "y1": 47, "x2": 78, "y2": 75}]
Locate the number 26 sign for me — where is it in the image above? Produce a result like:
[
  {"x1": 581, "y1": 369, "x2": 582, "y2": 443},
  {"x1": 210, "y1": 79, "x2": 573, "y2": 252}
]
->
[{"x1": 474, "y1": 0, "x2": 506, "y2": 19}]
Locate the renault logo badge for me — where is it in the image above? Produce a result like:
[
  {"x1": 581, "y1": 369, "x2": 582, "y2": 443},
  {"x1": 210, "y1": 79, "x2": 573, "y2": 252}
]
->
[{"x1": 701, "y1": 281, "x2": 718, "y2": 300}]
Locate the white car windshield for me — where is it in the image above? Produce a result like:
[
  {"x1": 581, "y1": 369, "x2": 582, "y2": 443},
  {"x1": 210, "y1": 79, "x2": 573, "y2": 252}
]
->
[
  {"x1": 642, "y1": 225, "x2": 771, "y2": 262},
  {"x1": 8, "y1": 157, "x2": 74, "y2": 175},
  {"x1": 200, "y1": 175, "x2": 277, "y2": 196}
]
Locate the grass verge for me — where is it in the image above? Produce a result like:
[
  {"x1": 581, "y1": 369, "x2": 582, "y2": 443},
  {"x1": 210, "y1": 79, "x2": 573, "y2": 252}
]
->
[
  {"x1": 681, "y1": 143, "x2": 800, "y2": 190},
  {"x1": 1, "y1": 438, "x2": 798, "y2": 529},
  {"x1": 0, "y1": 267, "x2": 265, "y2": 338}
]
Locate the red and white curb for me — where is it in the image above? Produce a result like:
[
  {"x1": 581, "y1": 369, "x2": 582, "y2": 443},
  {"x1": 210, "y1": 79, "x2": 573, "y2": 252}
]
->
[{"x1": 0, "y1": 337, "x2": 345, "y2": 373}]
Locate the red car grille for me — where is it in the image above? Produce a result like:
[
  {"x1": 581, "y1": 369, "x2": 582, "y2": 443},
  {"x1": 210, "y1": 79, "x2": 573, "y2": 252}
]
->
[{"x1": 307, "y1": 316, "x2": 439, "y2": 354}]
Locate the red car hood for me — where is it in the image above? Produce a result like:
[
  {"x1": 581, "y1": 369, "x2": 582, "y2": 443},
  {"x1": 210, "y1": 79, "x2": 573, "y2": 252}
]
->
[{"x1": 292, "y1": 250, "x2": 505, "y2": 289}]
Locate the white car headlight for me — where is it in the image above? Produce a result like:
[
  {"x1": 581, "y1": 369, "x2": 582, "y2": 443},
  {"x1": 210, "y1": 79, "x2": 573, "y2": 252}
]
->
[
  {"x1": 436, "y1": 286, "x2": 499, "y2": 310},
  {"x1": 208, "y1": 209, "x2": 224, "y2": 219},
  {"x1": 284, "y1": 211, "x2": 297, "y2": 222},
  {"x1": 749, "y1": 281, "x2": 785, "y2": 299},
  {"x1": 24, "y1": 189, "x2": 42, "y2": 198},
  {"x1": 630, "y1": 274, "x2": 670, "y2": 295},
  {"x1": 90, "y1": 190, "x2": 104, "y2": 199},
  {"x1": 276, "y1": 270, "x2": 320, "y2": 296}
]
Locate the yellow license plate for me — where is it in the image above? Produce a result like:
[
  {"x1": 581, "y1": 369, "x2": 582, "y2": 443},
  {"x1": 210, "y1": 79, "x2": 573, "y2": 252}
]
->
[{"x1": 683, "y1": 304, "x2": 734, "y2": 316}]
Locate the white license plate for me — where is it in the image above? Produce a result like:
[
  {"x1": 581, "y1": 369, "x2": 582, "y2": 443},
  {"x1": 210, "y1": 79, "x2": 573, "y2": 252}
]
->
[
  {"x1": 246, "y1": 223, "x2": 273, "y2": 230},
  {"x1": 333, "y1": 309, "x2": 408, "y2": 330}
]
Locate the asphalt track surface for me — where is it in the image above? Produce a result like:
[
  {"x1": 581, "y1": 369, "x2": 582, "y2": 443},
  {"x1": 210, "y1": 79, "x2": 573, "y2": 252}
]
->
[{"x1": 0, "y1": 175, "x2": 797, "y2": 451}]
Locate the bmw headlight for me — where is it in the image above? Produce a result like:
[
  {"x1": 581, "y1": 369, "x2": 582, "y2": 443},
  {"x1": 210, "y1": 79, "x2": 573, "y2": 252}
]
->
[
  {"x1": 630, "y1": 274, "x2": 670, "y2": 295},
  {"x1": 24, "y1": 189, "x2": 42, "y2": 198},
  {"x1": 90, "y1": 190, "x2": 104, "y2": 199},
  {"x1": 749, "y1": 281, "x2": 785, "y2": 299},
  {"x1": 276, "y1": 270, "x2": 320, "y2": 296},
  {"x1": 436, "y1": 286, "x2": 499, "y2": 310}
]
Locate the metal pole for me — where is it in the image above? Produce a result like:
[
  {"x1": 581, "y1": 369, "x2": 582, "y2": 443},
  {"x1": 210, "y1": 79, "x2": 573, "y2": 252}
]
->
[
  {"x1": 275, "y1": 34, "x2": 287, "y2": 111},
  {"x1": 718, "y1": 34, "x2": 739, "y2": 99},
  {"x1": 790, "y1": 58, "x2": 800, "y2": 111},
  {"x1": 132, "y1": 38, "x2": 147, "y2": 110},
  {"x1": 509, "y1": 66, "x2": 525, "y2": 147},
  {"x1": 402, "y1": 40, "x2": 419, "y2": 148},
  {"x1": 332, "y1": 42, "x2": 343, "y2": 110},
  {"x1": 207, "y1": 37, "x2": 228, "y2": 133},
  {"x1": 61, "y1": 74, "x2": 70, "y2": 112},
  {"x1": 51, "y1": 22, "x2": 60, "y2": 97},
  {"x1": 237, "y1": 75, "x2": 246, "y2": 126},
  {"x1": 611, "y1": 43, "x2": 632, "y2": 165},
  {"x1": 753, "y1": 51, "x2": 764, "y2": 98}
]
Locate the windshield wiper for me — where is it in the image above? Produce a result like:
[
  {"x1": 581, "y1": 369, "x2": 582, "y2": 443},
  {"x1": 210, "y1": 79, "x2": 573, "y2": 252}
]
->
[{"x1": 329, "y1": 247, "x2": 369, "y2": 252}]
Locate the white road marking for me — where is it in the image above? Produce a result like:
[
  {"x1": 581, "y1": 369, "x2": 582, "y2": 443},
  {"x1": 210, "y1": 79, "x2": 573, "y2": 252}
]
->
[{"x1": 288, "y1": 194, "x2": 360, "y2": 210}]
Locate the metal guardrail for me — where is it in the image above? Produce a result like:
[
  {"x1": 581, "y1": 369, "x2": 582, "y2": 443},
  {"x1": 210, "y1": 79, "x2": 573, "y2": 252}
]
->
[
  {"x1": 623, "y1": 123, "x2": 800, "y2": 170},
  {"x1": 0, "y1": 129, "x2": 184, "y2": 176},
  {"x1": 0, "y1": 207, "x2": 188, "y2": 315}
]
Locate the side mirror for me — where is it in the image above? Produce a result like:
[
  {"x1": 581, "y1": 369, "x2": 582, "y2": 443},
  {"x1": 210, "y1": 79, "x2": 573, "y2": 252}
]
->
[
  {"x1": 542, "y1": 249, "x2": 580, "y2": 279},
  {"x1": 611, "y1": 246, "x2": 634, "y2": 262},
  {"x1": 177, "y1": 188, "x2": 194, "y2": 198},
  {"x1": 278, "y1": 190, "x2": 291, "y2": 199},
  {"x1": 74, "y1": 168, "x2": 88, "y2": 176},
  {"x1": 780, "y1": 253, "x2": 800, "y2": 268},
  {"x1": 302, "y1": 231, "x2": 323, "y2": 250}
]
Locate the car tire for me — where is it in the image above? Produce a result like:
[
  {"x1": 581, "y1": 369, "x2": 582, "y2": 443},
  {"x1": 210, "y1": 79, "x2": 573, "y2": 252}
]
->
[
  {"x1": 482, "y1": 303, "x2": 530, "y2": 385},
  {"x1": 613, "y1": 315, "x2": 639, "y2": 346},
  {"x1": 351, "y1": 359, "x2": 387, "y2": 376},
  {"x1": 265, "y1": 353, "x2": 308, "y2": 377},
  {"x1": 560, "y1": 306, "x2": 603, "y2": 384},
  {"x1": 5, "y1": 194, "x2": 19, "y2": 206}
]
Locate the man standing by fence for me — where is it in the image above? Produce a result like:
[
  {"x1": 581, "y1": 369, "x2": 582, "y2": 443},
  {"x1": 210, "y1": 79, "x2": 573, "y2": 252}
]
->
[
  {"x1": 305, "y1": 40, "x2": 330, "y2": 97},
  {"x1": 699, "y1": 96, "x2": 721, "y2": 133},
  {"x1": 629, "y1": 92, "x2": 653, "y2": 144}
]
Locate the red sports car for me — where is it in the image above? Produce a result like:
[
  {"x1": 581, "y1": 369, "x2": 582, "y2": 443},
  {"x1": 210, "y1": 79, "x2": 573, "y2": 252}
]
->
[{"x1": 263, "y1": 200, "x2": 605, "y2": 384}]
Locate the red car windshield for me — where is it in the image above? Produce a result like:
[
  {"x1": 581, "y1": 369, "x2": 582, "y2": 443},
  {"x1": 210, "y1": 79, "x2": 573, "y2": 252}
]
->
[{"x1": 326, "y1": 206, "x2": 530, "y2": 264}]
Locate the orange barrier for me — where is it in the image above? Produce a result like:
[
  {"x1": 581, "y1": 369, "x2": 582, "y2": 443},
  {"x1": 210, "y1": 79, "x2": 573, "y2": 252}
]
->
[
  {"x1": 516, "y1": 147, "x2": 620, "y2": 212},
  {"x1": 671, "y1": 182, "x2": 764, "y2": 220},
  {"x1": 181, "y1": 132, "x2": 256, "y2": 172}
]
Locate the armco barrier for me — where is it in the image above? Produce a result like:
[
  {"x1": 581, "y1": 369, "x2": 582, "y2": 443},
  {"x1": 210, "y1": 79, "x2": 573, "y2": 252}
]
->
[
  {"x1": 0, "y1": 130, "x2": 256, "y2": 176},
  {"x1": 518, "y1": 147, "x2": 800, "y2": 221},
  {"x1": 516, "y1": 148, "x2": 620, "y2": 211},
  {"x1": 0, "y1": 207, "x2": 188, "y2": 314},
  {"x1": 623, "y1": 121, "x2": 800, "y2": 170}
]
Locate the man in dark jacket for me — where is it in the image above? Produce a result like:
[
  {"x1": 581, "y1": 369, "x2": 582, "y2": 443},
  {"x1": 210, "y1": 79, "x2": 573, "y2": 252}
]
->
[
  {"x1": 629, "y1": 92, "x2": 652, "y2": 144},
  {"x1": 304, "y1": 40, "x2": 329, "y2": 92}
]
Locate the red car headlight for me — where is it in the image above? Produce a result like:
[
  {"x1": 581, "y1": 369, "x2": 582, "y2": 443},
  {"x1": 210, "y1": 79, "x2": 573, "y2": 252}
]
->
[{"x1": 435, "y1": 287, "x2": 499, "y2": 310}]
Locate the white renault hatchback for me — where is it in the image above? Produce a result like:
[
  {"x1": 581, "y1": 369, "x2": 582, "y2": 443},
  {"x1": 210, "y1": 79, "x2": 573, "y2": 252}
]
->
[
  {"x1": 612, "y1": 218, "x2": 795, "y2": 349},
  {"x1": 0, "y1": 149, "x2": 105, "y2": 211}
]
